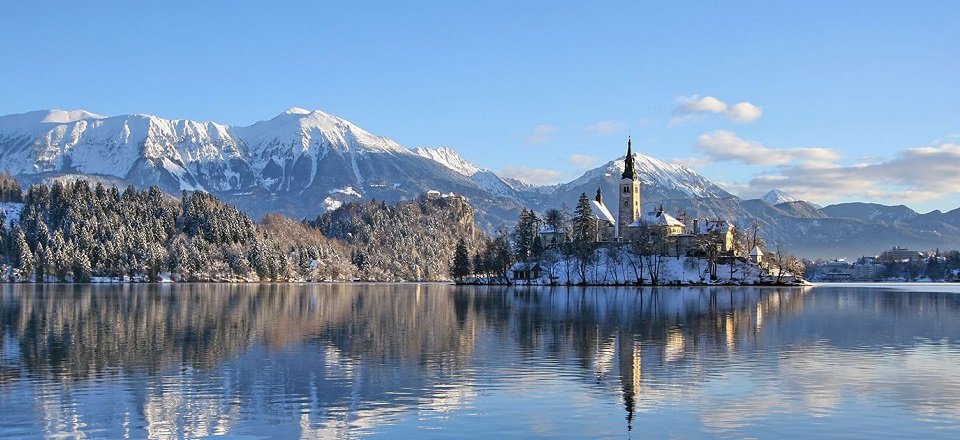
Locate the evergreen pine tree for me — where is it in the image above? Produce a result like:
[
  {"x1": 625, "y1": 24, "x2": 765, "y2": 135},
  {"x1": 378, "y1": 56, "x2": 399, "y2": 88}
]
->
[
  {"x1": 572, "y1": 193, "x2": 596, "y2": 243},
  {"x1": 450, "y1": 239, "x2": 472, "y2": 281},
  {"x1": 13, "y1": 227, "x2": 33, "y2": 281},
  {"x1": 72, "y1": 252, "x2": 93, "y2": 283}
]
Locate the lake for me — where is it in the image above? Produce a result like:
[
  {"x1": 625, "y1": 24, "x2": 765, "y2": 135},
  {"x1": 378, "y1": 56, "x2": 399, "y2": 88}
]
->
[{"x1": 1, "y1": 283, "x2": 960, "y2": 439}]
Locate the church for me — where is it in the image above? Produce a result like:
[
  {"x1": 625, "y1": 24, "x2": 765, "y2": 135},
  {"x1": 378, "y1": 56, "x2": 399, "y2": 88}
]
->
[{"x1": 568, "y1": 137, "x2": 737, "y2": 256}]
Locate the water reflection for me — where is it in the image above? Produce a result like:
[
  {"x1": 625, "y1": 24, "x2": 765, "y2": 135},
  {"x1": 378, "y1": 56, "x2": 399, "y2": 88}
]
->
[{"x1": 1, "y1": 284, "x2": 959, "y2": 438}]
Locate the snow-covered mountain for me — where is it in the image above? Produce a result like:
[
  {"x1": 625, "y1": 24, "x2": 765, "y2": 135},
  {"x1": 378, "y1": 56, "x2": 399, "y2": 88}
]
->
[
  {"x1": 0, "y1": 108, "x2": 520, "y2": 224},
  {"x1": 761, "y1": 188, "x2": 799, "y2": 205},
  {"x1": 413, "y1": 146, "x2": 481, "y2": 176},
  {"x1": 4, "y1": 107, "x2": 960, "y2": 258},
  {"x1": 541, "y1": 153, "x2": 732, "y2": 213},
  {"x1": 413, "y1": 146, "x2": 526, "y2": 198}
]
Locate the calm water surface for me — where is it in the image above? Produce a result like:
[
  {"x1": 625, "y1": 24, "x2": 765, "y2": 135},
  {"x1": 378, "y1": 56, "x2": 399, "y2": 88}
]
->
[{"x1": 1, "y1": 283, "x2": 960, "y2": 439}]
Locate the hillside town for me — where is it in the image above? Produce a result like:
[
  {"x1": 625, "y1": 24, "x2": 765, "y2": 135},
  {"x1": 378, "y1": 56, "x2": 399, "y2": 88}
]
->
[{"x1": 806, "y1": 247, "x2": 960, "y2": 282}]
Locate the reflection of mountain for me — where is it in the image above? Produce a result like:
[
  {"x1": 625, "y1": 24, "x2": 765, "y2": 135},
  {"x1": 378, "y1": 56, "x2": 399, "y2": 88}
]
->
[{"x1": 1, "y1": 284, "x2": 960, "y2": 437}]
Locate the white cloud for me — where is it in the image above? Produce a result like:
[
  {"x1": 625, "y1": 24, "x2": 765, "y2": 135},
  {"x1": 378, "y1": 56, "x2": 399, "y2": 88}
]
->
[
  {"x1": 524, "y1": 124, "x2": 557, "y2": 145},
  {"x1": 585, "y1": 120, "x2": 626, "y2": 135},
  {"x1": 670, "y1": 156, "x2": 713, "y2": 169},
  {"x1": 726, "y1": 102, "x2": 763, "y2": 123},
  {"x1": 736, "y1": 142, "x2": 960, "y2": 206},
  {"x1": 680, "y1": 95, "x2": 727, "y2": 113},
  {"x1": 498, "y1": 165, "x2": 565, "y2": 185},
  {"x1": 695, "y1": 130, "x2": 839, "y2": 167},
  {"x1": 672, "y1": 95, "x2": 763, "y2": 125},
  {"x1": 569, "y1": 153, "x2": 599, "y2": 169}
]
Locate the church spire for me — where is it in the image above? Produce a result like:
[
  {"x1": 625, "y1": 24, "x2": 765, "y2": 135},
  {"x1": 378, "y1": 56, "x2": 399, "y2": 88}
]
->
[{"x1": 621, "y1": 136, "x2": 636, "y2": 180}]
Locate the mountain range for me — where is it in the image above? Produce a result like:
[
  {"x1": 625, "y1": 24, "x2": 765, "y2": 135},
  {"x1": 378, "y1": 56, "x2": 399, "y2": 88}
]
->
[{"x1": 2, "y1": 108, "x2": 959, "y2": 259}]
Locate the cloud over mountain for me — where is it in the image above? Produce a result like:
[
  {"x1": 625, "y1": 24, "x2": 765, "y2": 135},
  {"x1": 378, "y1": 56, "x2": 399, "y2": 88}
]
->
[
  {"x1": 497, "y1": 165, "x2": 565, "y2": 185},
  {"x1": 672, "y1": 95, "x2": 763, "y2": 124},
  {"x1": 695, "y1": 130, "x2": 839, "y2": 166}
]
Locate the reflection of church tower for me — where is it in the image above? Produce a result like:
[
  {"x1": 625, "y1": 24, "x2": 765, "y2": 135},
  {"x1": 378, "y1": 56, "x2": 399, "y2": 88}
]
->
[
  {"x1": 618, "y1": 137, "x2": 641, "y2": 238},
  {"x1": 619, "y1": 335, "x2": 642, "y2": 431}
]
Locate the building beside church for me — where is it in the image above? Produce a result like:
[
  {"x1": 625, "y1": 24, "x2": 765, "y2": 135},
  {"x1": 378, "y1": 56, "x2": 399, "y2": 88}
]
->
[{"x1": 589, "y1": 187, "x2": 617, "y2": 241}]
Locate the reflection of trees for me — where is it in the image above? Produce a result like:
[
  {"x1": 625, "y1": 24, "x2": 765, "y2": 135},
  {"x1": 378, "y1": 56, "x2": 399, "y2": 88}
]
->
[
  {"x1": 3, "y1": 284, "x2": 960, "y2": 437},
  {"x1": 0, "y1": 284, "x2": 486, "y2": 382}
]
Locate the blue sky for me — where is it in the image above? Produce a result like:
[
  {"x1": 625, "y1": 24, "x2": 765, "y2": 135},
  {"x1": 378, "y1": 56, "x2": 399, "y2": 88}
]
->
[{"x1": 2, "y1": 1, "x2": 958, "y2": 212}]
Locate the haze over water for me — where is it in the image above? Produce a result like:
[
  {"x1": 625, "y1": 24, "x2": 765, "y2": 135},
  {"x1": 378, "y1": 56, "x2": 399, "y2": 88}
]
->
[{"x1": 1, "y1": 284, "x2": 959, "y2": 438}]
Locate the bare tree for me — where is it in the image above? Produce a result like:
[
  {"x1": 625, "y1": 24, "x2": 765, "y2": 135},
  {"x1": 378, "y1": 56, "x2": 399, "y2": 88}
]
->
[{"x1": 769, "y1": 243, "x2": 804, "y2": 284}]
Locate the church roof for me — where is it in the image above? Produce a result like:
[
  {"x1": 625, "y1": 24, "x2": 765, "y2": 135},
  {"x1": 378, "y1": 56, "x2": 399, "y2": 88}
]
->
[
  {"x1": 621, "y1": 137, "x2": 636, "y2": 180},
  {"x1": 750, "y1": 246, "x2": 764, "y2": 257},
  {"x1": 628, "y1": 209, "x2": 684, "y2": 228},
  {"x1": 590, "y1": 200, "x2": 616, "y2": 224}
]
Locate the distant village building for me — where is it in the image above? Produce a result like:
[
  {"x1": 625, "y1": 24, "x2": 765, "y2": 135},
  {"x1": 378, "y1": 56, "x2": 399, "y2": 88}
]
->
[
  {"x1": 880, "y1": 246, "x2": 923, "y2": 262},
  {"x1": 538, "y1": 225, "x2": 565, "y2": 247},
  {"x1": 816, "y1": 260, "x2": 854, "y2": 282},
  {"x1": 808, "y1": 256, "x2": 890, "y2": 282},
  {"x1": 853, "y1": 256, "x2": 886, "y2": 280}
]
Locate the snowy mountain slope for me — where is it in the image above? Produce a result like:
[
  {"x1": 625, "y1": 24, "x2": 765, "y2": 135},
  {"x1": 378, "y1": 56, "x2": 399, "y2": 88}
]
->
[
  {"x1": 4, "y1": 107, "x2": 960, "y2": 258},
  {"x1": 821, "y1": 202, "x2": 920, "y2": 225},
  {"x1": 413, "y1": 146, "x2": 528, "y2": 198},
  {"x1": 539, "y1": 153, "x2": 732, "y2": 214},
  {"x1": 0, "y1": 109, "x2": 246, "y2": 192},
  {"x1": 413, "y1": 146, "x2": 481, "y2": 176},
  {"x1": 761, "y1": 188, "x2": 799, "y2": 205},
  {"x1": 0, "y1": 108, "x2": 530, "y2": 229}
]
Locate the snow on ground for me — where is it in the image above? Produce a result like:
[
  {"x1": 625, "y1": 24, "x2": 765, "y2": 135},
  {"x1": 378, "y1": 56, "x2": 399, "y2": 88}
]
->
[
  {"x1": 488, "y1": 247, "x2": 775, "y2": 286},
  {"x1": 324, "y1": 197, "x2": 343, "y2": 212},
  {"x1": 329, "y1": 186, "x2": 362, "y2": 197},
  {"x1": 0, "y1": 202, "x2": 23, "y2": 227}
]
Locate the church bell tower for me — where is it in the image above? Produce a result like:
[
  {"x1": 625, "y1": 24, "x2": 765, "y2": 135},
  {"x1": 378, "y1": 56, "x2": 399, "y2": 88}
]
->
[{"x1": 618, "y1": 137, "x2": 641, "y2": 238}]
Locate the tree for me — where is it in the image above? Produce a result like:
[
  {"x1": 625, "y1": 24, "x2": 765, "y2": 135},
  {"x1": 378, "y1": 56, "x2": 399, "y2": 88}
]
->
[
  {"x1": 748, "y1": 220, "x2": 765, "y2": 253},
  {"x1": 482, "y1": 228, "x2": 513, "y2": 282},
  {"x1": 472, "y1": 251, "x2": 485, "y2": 277},
  {"x1": 769, "y1": 243, "x2": 804, "y2": 284},
  {"x1": 694, "y1": 232, "x2": 724, "y2": 280},
  {"x1": 72, "y1": 252, "x2": 93, "y2": 283},
  {"x1": 543, "y1": 208, "x2": 568, "y2": 246},
  {"x1": 570, "y1": 193, "x2": 599, "y2": 284},
  {"x1": 513, "y1": 208, "x2": 540, "y2": 262},
  {"x1": 12, "y1": 226, "x2": 33, "y2": 281},
  {"x1": 572, "y1": 193, "x2": 596, "y2": 243},
  {"x1": 450, "y1": 239, "x2": 472, "y2": 282}
]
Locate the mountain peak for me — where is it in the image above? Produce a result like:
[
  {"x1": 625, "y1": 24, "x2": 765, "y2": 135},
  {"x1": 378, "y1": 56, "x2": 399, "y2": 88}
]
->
[
  {"x1": 0, "y1": 109, "x2": 105, "y2": 129},
  {"x1": 761, "y1": 188, "x2": 799, "y2": 205},
  {"x1": 40, "y1": 109, "x2": 106, "y2": 123},
  {"x1": 283, "y1": 107, "x2": 312, "y2": 115}
]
